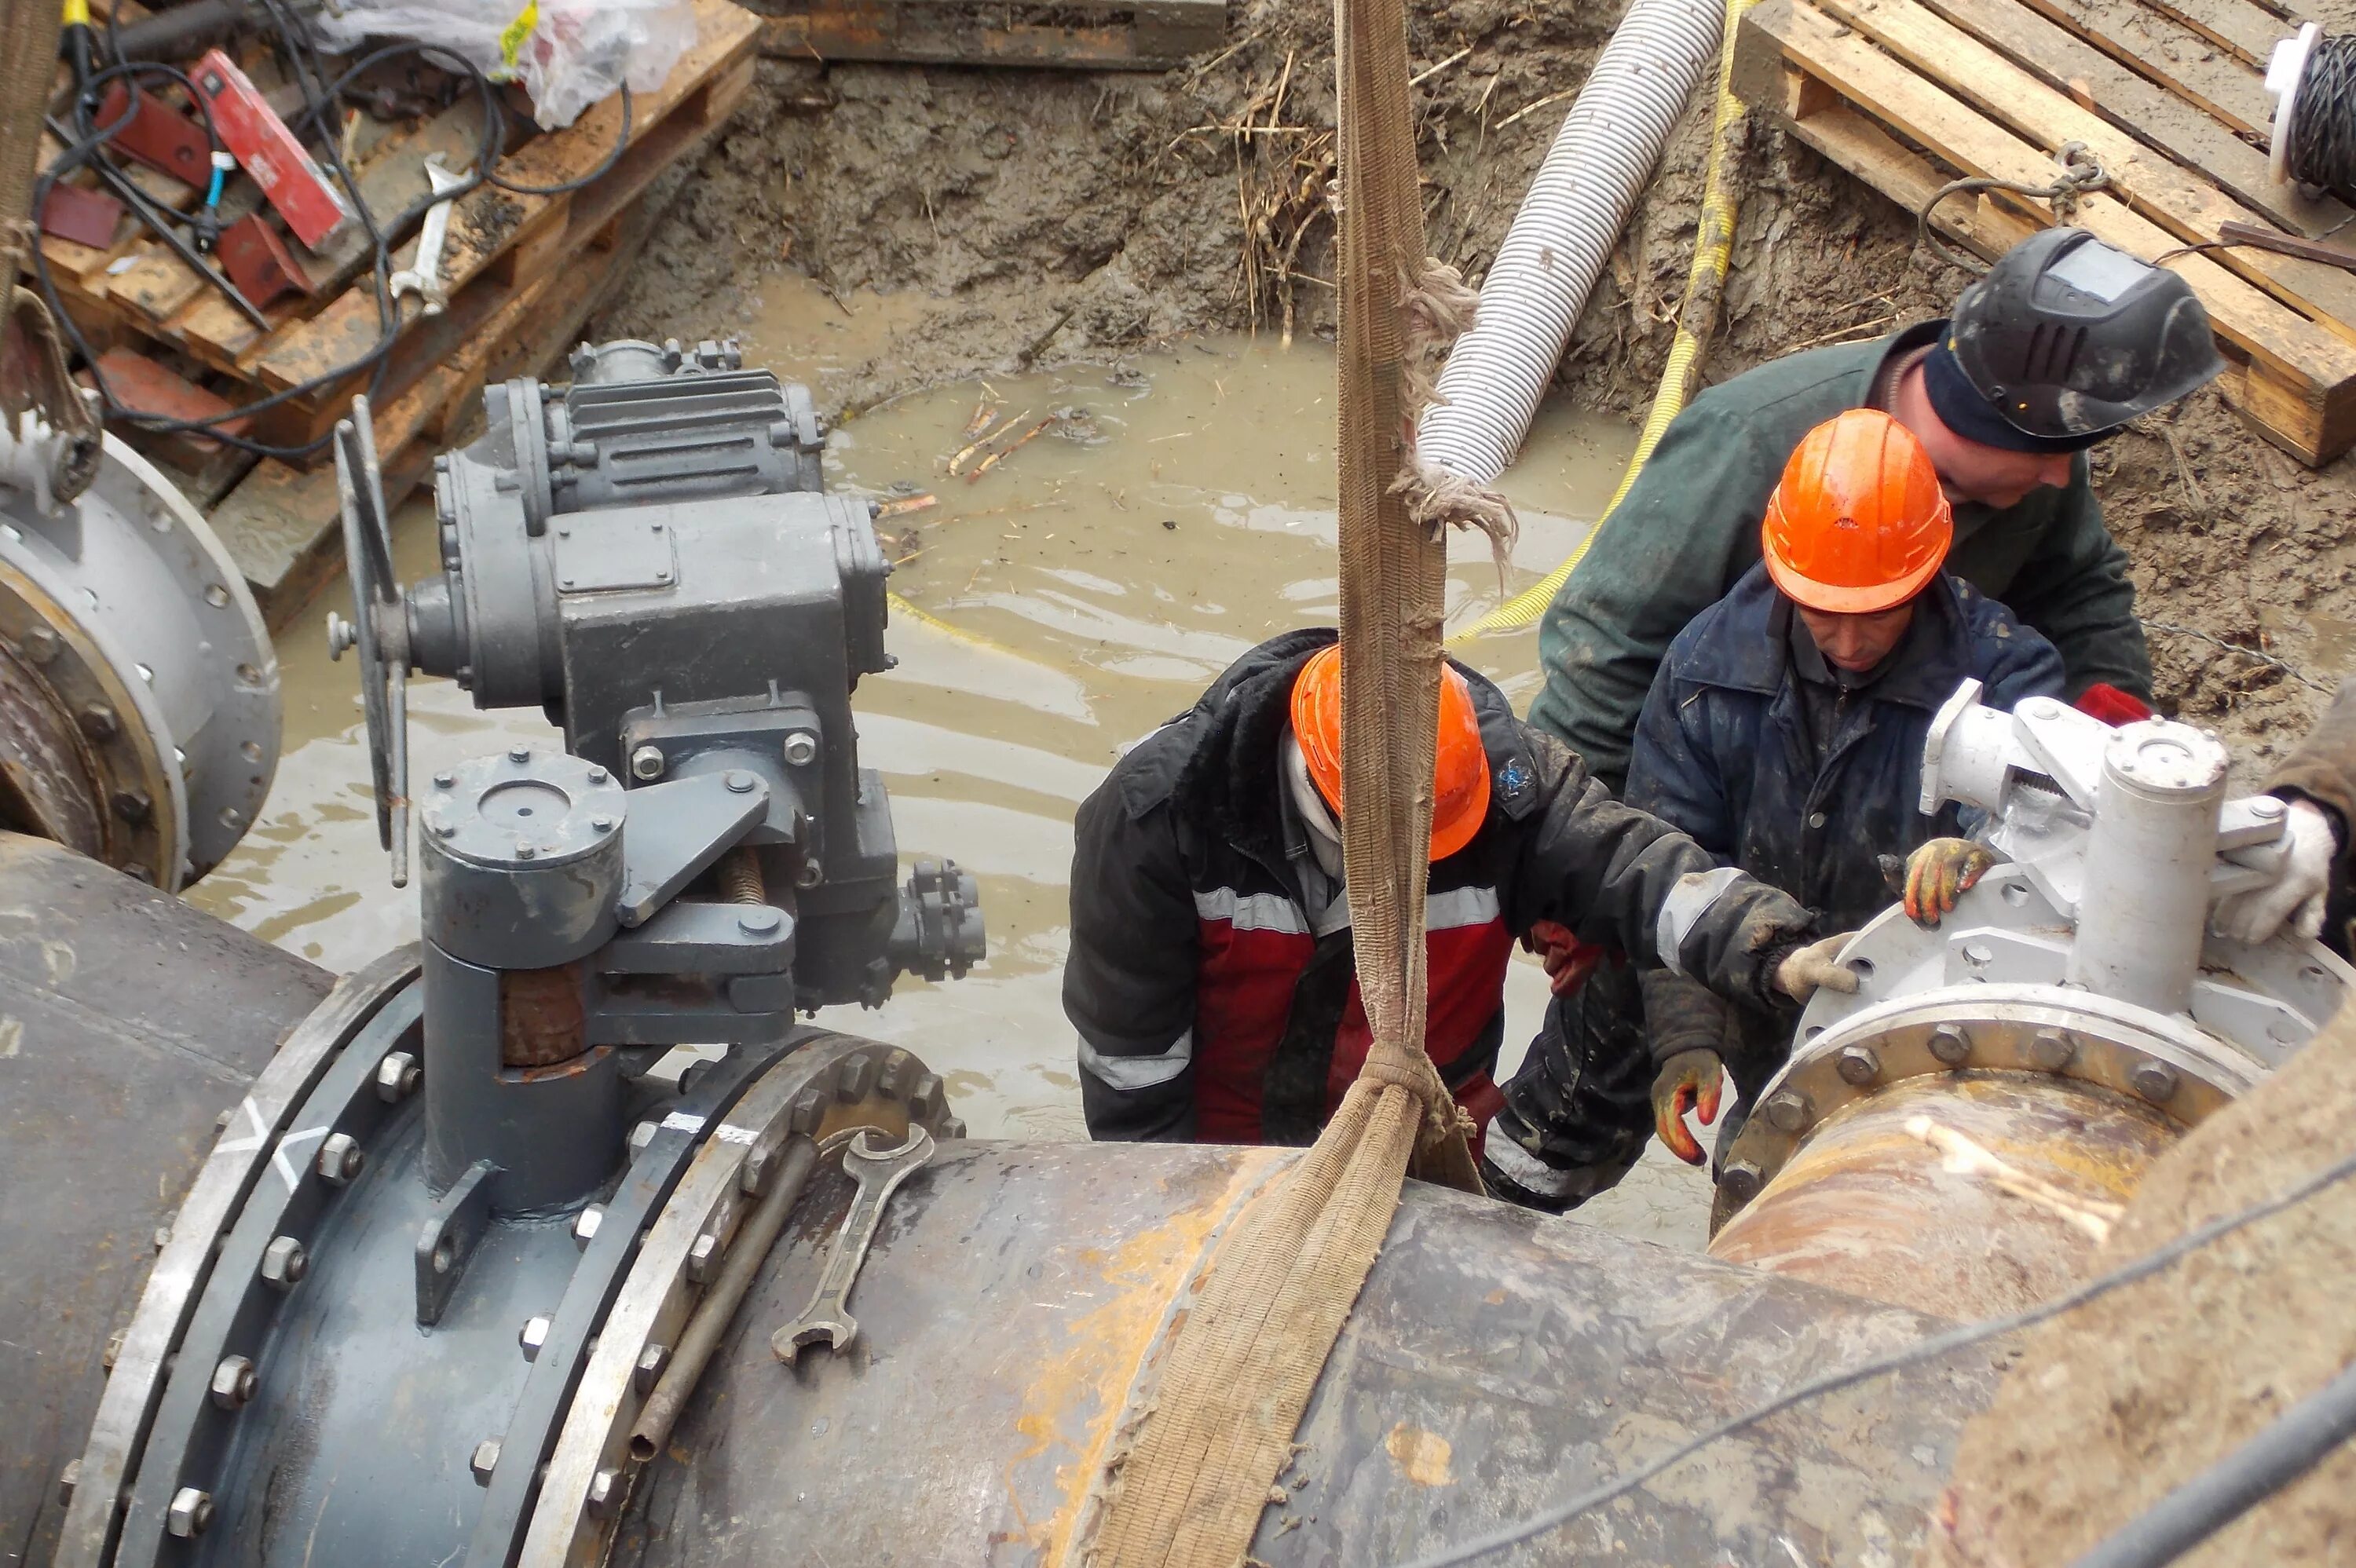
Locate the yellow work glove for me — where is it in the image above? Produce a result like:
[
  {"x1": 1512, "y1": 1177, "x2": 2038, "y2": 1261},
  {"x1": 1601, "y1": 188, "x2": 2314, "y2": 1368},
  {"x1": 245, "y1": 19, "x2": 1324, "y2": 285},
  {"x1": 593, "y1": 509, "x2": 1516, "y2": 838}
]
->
[
  {"x1": 1771, "y1": 932, "x2": 1860, "y2": 1003},
  {"x1": 1904, "y1": 838, "x2": 1999, "y2": 928},
  {"x1": 1650, "y1": 1047, "x2": 1722, "y2": 1167}
]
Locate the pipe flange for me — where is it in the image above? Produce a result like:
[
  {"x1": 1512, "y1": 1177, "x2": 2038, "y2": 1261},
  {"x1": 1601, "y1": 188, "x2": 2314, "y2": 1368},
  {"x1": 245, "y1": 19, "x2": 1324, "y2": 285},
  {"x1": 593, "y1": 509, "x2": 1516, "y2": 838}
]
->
[
  {"x1": 0, "y1": 554, "x2": 181, "y2": 885},
  {"x1": 513, "y1": 1035, "x2": 961, "y2": 1568},
  {"x1": 53, "y1": 946, "x2": 423, "y2": 1568},
  {"x1": 1716, "y1": 983, "x2": 2262, "y2": 1215},
  {"x1": 0, "y1": 435, "x2": 278, "y2": 886},
  {"x1": 110, "y1": 973, "x2": 427, "y2": 1565}
]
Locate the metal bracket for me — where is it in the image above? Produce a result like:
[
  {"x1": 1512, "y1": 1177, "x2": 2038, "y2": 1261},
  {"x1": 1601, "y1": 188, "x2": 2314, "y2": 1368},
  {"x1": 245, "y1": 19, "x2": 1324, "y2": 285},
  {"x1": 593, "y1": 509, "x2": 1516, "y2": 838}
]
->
[
  {"x1": 415, "y1": 1159, "x2": 498, "y2": 1327},
  {"x1": 615, "y1": 773, "x2": 770, "y2": 926}
]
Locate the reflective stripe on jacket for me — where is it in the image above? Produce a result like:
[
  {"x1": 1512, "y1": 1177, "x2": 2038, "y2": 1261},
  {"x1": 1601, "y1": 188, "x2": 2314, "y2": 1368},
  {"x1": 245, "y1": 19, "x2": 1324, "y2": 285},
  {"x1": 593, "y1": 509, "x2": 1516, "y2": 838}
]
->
[{"x1": 1064, "y1": 628, "x2": 1820, "y2": 1146}]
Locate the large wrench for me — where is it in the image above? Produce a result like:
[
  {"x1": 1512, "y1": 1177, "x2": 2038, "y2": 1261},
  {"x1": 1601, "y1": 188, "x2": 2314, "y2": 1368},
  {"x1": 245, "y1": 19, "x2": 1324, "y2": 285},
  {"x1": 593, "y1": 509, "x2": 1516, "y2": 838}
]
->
[
  {"x1": 770, "y1": 1124, "x2": 935, "y2": 1364},
  {"x1": 389, "y1": 154, "x2": 467, "y2": 316}
]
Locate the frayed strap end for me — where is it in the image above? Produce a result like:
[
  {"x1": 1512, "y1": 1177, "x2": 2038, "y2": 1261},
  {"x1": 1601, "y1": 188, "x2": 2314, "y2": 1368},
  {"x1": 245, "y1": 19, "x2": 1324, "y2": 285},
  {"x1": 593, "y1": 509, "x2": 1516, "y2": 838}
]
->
[{"x1": 1391, "y1": 458, "x2": 1519, "y2": 586}]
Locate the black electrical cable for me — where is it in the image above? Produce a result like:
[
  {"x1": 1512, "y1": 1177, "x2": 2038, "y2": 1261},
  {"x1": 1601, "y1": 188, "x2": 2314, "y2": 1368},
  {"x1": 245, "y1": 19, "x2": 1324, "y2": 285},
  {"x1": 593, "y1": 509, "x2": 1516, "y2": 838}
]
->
[
  {"x1": 1386, "y1": 1140, "x2": 2356, "y2": 1568},
  {"x1": 2066, "y1": 1358, "x2": 2356, "y2": 1568},
  {"x1": 34, "y1": 9, "x2": 636, "y2": 455},
  {"x1": 2287, "y1": 35, "x2": 2356, "y2": 193}
]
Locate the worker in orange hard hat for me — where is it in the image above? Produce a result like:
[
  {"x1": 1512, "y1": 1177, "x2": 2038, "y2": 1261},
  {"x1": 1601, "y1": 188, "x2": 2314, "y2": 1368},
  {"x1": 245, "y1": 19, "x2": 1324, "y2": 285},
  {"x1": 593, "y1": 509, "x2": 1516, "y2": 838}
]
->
[
  {"x1": 1485, "y1": 410, "x2": 2077, "y2": 1212},
  {"x1": 1065, "y1": 629, "x2": 1857, "y2": 1150}
]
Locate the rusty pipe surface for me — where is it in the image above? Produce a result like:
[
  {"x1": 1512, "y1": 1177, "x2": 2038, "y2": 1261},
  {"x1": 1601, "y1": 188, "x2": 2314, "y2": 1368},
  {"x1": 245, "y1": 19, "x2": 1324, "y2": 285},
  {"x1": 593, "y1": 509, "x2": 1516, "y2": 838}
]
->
[
  {"x1": 1708, "y1": 1072, "x2": 2176, "y2": 1319},
  {"x1": 603, "y1": 1139, "x2": 2008, "y2": 1567},
  {"x1": 627, "y1": 1134, "x2": 819, "y2": 1464}
]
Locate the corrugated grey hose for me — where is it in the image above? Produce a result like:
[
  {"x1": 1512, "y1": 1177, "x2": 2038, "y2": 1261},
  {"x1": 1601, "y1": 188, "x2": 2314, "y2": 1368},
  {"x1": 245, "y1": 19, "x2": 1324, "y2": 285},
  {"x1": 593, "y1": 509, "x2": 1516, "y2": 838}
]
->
[
  {"x1": 1417, "y1": 0, "x2": 1725, "y2": 486},
  {"x1": 2067, "y1": 1358, "x2": 2356, "y2": 1568}
]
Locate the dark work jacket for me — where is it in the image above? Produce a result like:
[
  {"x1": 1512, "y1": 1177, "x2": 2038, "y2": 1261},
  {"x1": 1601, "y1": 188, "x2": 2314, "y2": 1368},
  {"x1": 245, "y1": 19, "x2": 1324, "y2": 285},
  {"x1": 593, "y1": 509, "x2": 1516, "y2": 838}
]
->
[
  {"x1": 1530, "y1": 321, "x2": 2150, "y2": 795},
  {"x1": 1064, "y1": 629, "x2": 1820, "y2": 1147},
  {"x1": 1630, "y1": 565, "x2": 2067, "y2": 936}
]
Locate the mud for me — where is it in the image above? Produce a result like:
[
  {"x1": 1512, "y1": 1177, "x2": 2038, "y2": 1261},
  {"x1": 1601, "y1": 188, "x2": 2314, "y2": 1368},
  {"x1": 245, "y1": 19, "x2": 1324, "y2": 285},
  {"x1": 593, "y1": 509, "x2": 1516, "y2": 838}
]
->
[{"x1": 598, "y1": 0, "x2": 2356, "y2": 769}]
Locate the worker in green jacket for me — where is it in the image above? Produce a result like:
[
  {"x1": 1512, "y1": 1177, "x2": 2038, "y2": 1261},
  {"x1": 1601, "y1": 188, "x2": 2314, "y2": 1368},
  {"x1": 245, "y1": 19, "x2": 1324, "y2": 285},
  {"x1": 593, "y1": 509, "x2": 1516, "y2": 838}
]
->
[{"x1": 1529, "y1": 228, "x2": 2225, "y2": 795}]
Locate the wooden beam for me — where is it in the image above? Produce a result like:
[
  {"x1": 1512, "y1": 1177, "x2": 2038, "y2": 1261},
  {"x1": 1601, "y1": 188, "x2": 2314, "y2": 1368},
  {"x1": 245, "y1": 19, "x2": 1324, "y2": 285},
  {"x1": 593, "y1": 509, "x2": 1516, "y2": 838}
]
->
[
  {"x1": 252, "y1": 0, "x2": 759, "y2": 397},
  {"x1": 2004, "y1": 0, "x2": 2273, "y2": 134},
  {"x1": 1906, "y1": 0, "x2": 2339, "y2": 236},
  {"x1": 2138, "y1": 0, "x2": 2288, "y2": 68},
  {"x1": 1812, "y1": 0, "x2": 2356, "y2": 342}
]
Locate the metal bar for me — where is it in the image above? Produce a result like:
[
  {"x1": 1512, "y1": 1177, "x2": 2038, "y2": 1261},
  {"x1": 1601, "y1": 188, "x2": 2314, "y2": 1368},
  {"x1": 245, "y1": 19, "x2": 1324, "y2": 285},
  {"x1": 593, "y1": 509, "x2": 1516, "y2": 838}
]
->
[
  {"x1": 2218, "y1": 218, "x2": 2356, "y2": 274},
  {"x1": 627, "y1": 1134, "x2": 818, "y2": 1461}
]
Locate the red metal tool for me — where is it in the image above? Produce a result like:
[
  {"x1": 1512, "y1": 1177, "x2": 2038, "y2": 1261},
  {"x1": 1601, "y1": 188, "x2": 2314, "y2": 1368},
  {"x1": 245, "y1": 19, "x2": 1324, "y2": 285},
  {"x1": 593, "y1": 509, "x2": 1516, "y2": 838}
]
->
[
  {"x1": 215, "y1": 212, "x2": 316, "y2": 309},
  {"x1": 94, "y1": 81, "x2": 213, "y2": 188},
  {"x1": 38, "y1": 182, "x2": 124, "y2": 249},
  {"x1": 191, "y1": 48, "x2": 350, "y2": 250}
]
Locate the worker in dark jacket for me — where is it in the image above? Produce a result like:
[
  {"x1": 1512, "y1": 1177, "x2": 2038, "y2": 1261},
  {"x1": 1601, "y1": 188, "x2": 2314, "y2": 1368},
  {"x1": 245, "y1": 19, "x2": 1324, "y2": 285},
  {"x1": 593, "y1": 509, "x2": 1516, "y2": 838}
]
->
[
  {"x1": 1063, "y1": 628, "x2": 1857, "y2": 1148},
  {"x1": 1530, "y1": 228, "x2": 2222, "y2": 797},
  {"x1": 1485, "y1": 411, "x2": 2069, "y2": 1208}
]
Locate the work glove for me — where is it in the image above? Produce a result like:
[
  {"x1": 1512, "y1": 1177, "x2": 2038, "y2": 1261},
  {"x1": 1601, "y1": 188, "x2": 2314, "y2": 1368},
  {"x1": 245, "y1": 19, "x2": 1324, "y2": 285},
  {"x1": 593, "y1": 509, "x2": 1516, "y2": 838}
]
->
[
  {"x1": 1903, "y1": 838, "x2": 1999, "y2": 928},
  {"x1": 1523, "y1": 919, "x2": 1607, "y2": 999},
  {"x1": 2212, "y1": 797, "x2": 2339, "y2": 945},
  {"x1": 1771, "y1": 932, "x2": 1860, "y2": 1003},
  {"x1": 1650, "y1": 1047, "x2": 1723, "y2": 1167}
]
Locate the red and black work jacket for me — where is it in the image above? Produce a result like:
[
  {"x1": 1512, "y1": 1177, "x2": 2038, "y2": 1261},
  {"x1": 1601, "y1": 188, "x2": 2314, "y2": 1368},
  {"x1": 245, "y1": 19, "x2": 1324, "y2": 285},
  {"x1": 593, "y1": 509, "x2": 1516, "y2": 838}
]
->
[{"x1": 1064, "y1": 629, "x2": 1813, "y2": 1150}]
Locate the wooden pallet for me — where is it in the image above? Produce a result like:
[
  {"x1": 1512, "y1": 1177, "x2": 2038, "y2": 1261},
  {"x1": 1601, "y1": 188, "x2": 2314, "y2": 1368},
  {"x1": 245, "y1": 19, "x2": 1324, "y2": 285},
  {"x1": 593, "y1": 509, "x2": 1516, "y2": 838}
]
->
[
  {"x1": 1734, "y1": 0, "x2": 2356, "y2": 464},
  {"x1": 755, "y1": 0, "x2": 1225, "y2": 68},
  {"x1": 42, "y1": 0, "x2": 759, "y2": 466},
  {"x1": 207, "y1": 190, "x2": 674, "y2": 629}
]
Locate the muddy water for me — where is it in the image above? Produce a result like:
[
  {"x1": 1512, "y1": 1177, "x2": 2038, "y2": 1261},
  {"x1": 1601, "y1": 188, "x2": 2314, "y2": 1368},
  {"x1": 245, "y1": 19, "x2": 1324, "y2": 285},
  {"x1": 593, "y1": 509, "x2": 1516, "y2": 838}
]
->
[{"x1": 191, "y1": 290, "x2": 1729, "y2": 1248}]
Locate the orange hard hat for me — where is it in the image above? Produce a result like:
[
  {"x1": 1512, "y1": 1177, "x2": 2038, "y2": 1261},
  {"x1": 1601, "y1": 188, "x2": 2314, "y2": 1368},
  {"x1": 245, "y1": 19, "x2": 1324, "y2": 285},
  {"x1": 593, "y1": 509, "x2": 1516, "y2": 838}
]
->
[
  {"x1": 1761, "y1": 408, "x2": 1953, "y2": 615},
  {"x1": 1290, "y1": 643, "x2": 1492, "y2": 863}
]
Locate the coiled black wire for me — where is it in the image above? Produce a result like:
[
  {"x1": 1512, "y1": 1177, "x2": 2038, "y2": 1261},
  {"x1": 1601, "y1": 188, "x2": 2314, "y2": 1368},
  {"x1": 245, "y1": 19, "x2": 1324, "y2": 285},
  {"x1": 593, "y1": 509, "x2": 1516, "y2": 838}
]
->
[
  {"x1": 2287, "y1": 33, "x2": 2356, "y2": 192},
  {"x1": 33, "y1": 15, "x2": 638, "y2": 457}
]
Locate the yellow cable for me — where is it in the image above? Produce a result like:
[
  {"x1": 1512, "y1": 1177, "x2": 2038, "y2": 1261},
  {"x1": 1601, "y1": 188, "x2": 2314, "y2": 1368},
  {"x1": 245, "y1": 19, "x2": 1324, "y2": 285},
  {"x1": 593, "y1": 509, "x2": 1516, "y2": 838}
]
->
[{"x1": 1452, "y1": 0, "x2": 1758, "y2": 642}]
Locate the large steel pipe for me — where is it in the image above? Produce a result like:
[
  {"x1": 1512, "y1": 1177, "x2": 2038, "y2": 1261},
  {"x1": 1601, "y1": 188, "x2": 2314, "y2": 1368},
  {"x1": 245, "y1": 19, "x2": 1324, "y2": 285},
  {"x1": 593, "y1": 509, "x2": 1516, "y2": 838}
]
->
[
  {"x1": 598, "y1": 1139, "x2": 2003, "y2": 1567},
  {"x1": 1707, "y1": 1072, "x2": 2175, "y2": 1318},
  {"x1": 0, "y1": 834, "x2": 331, "y2": 1566}
]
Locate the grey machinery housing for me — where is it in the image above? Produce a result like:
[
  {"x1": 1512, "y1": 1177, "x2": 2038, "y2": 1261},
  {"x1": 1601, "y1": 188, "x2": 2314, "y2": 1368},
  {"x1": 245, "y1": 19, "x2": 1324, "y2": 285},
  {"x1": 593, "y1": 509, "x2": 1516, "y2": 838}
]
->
[{"x1": 364, "y1": 336, "x2": 982, "y2": 1010}]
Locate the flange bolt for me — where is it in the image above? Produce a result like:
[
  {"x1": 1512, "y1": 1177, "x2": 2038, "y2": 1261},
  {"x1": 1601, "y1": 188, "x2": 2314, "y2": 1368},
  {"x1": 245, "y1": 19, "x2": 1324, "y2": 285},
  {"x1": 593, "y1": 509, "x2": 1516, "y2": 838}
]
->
[
  {"x1": 316, "y1": 1132, "x2": 365, "y2": 1186},
  {"x1": 2030, "y1": 1029, "x2": 2077, "y2": 1073},
  {"x1": 470, "y1": 1438, "x2": 501, "y2": 1486},
  {"x1": 376, "y1": 1051, "x2": 422, "y2": 1102},
  {"x1": 2131, "y1": 1060, "x2": 2180, "y2": 1104},
  {"x1": 260, "y1": 1236, "x2": 308, "y2": 1289},
  {"x1": 166, "y1": 1487, "x2": 214, "y2": 1538},
  {"x1": 1719, "y1": 1160, "x2": 1765, "y2": 1203},
  {"x1": 1763, "y1": 1091, "x2": 1811, "y2": 1134},
  {"x1": 1835, "y1": 1044, "x2": 1880, "y2": 1085},
  {"x1": 519, "y1": 1316, "x2": 551, "y2": 1362},
  {"x1": 1929, "y1": 1024, "x2": 1973, "y2": 1066},
  {"x1": 630, "y1": 744, "x2": 666, "y2": 781},
  {"x1": 587, "y1": 1467, "x2": 622, "y2": 1519},
  {"x1": 209, "y1": 1354, "x2": 258, "y2": 1411}
]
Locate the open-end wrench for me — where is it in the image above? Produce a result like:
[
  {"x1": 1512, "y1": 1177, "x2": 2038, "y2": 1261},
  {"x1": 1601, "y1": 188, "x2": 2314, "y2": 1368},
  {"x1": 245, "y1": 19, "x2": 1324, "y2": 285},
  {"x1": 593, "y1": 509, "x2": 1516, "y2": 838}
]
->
[
  {"x1": 389, "y1": 154, "x2": 466, "y2": 316},
  {"x1": 770, "y1": 1124, "x2": 935, "y2": 1364}
]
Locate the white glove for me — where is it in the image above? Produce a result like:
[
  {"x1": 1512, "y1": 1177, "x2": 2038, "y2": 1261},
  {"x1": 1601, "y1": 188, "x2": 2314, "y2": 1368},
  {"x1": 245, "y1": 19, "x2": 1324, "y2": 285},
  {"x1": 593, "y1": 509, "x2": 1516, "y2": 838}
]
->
[
  {"x1": 2213, "y1": 798, "x2": 2337, "y2": 945},
  {"x1": 1774, "y1": 932, "x2": 1861, "y2": 1003}
]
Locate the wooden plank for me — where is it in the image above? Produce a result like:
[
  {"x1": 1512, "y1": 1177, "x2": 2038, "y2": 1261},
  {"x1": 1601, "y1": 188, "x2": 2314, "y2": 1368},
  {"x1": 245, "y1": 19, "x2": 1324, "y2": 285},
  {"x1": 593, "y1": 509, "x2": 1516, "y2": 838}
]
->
[
  {"x1": 1908, "y1": 0, "x2": 2338, "y2": 236},
  {"x1": 249, "y1": 43, "x2": 755, "y2": 455},
  {"x1": 171, "y1": 101, "x2": 499, "y2": 371},
  {"x1": 2004, "y1": 0, "x2": 2274, "y2": 133},
  {"x1": 254, "y1": 0, "x2": 760, "y2": 399},
  {"x1": 211, "y1": 192, "x2": 667, "y2": 626},
  {"x1": 1813, "y1": 0, "x2": 2356, "y2": 341},
  {"x1": 1744, "y1": 0, "x2": 2356, "y2": 459},
  {"x1": 2138, "y1": 0, "x2": 2288, "y2": 67},
  {"x1": 757, "y1": 0, "x2": 1225, "y2": 68}
]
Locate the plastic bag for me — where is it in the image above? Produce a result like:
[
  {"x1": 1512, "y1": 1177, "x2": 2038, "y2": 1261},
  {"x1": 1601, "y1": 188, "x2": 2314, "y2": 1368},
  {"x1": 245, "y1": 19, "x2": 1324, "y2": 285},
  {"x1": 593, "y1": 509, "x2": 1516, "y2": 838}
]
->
[{"x1": 312, "y1": 0, "x2": 697, "y2": 130}]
